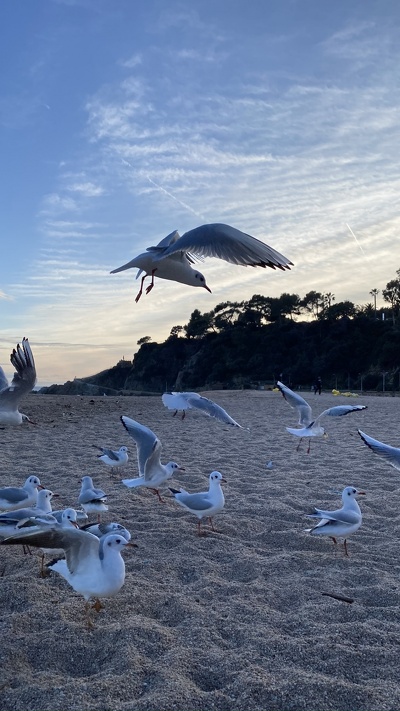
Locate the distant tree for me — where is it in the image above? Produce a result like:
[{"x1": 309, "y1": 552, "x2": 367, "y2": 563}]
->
[
  {"x1": 383, "y1": 271, "x2": 400, "y2": 324},
  {"x1": 370, "y1": 288, "x2": 380, "y2": 319},
  {"x1": 137, "y1": 336, "x2": 152, "y2": 345},
  {"x1": 277, "y1": 293, "x2": 301, "y2": 320},
  {"x1": 212, "y1": 301, "x2": 243, "y2": 331},
  {"x1": 324, "y1": 301, "x2": 356, "y2": 320},
  {"x1": 184, "y1": 309, "x2": 213, "y2": 339},
  {"x1": 169, "y1": 325, "x2": 184, "y2": 338},
  {"x1": 300, "y1": 291, "x2": 323, "y2": 319}
]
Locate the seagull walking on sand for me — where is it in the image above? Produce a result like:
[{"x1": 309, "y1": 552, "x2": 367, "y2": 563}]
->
[
  {"x1": 305, "y1": 486, "x2": 365, "y2": 556},
  {"x1": 121, "y1": 415, "x2": 185, "y2": 502},
  {"x1": 169, "y1": 471, "x2": 226, "y2": 536},
  {"x1": 358, "y1": 430, "x2": 400, "y2": 471},
  {"x1": 111, "y1": 223, "x2": 293, "y2": 302},
  {"x1": 277, "y1": 381, "x2": 367, "y2": 453},
  {"x1": 0, "y1": 475, "x2": 43, "y2": 512},
  {"x1": 0, "y1": 338, "x2": 36, "y2": 425},
  {"x1": 93, "y1": 445, "x2": 129, "y2": 476},
  {"x1": 162, "y1": 391, "x2": 244, "y2": 427},
  {"x1": 78, "y1": 476, "x2": 108, "y2": 522},
  {"x1": 1, "y1": 527, "x2": 136, "y2": 627}
]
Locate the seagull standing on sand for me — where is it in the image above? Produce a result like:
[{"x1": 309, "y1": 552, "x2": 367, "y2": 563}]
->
[
  {"x1": 0, "y1": 475, "x2": 43, "y2": 512},
  {"x1": 93, "y1": 445, "x2": 129, "y2": 476},
  {"x1": 1, "y1": 527, "x2": 136, "y2": 627},
  {"x1": 0, "y1": 337, "x2": 36, "y2": 425},
  {"x1": 78, "y1": 476, "x2": 108, "y2": 521},
  {"x1": 277, "y1": 381, "x2": 367, "y2": 452},
  {"x1": 305, "y1": 486, "x2": 365, "y2": 556},
  {"x1": 169, "y1": 471, "x2": 226, "y2": 536},
  {"x1": 111, "y1": 223, "x2": 293, "y2": 302},
  {"x1": 358, "y1": 430, "x2": 400, "y2": 471},
  {"x1": 121, "y1": 415, "x2": 185, "y2": 502},
  {"x1": 162, "y1": 391, "x2": 244, "y2": 427}
]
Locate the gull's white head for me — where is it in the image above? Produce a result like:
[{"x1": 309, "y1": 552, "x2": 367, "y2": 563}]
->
[
  {"x1": 342, "y1": 486, "x2": 366, "y2": 501},
  {"x1": 191, "y1": 269, "x2": 212, "y2": 293},
  {"x1": 166, "y1": 462, "x2": 185, "y2": 476},
  {"x1": 209, "y1": 471, "x2": 227, "y2": 484}
]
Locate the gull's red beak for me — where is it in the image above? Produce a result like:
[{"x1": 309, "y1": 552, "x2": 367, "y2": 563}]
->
[{"x1": 203, "y1": 285, "x2": 212, "y2": 293}]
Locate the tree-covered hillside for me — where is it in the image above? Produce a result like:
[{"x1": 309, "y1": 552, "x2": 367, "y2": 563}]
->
[{"x1": 40, "y1": 271, "x2": 400, "y2": 394}]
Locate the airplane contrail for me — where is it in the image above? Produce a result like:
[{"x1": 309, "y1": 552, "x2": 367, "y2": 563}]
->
[
  {"x1": 121, "y1": 159, "x2": 206, "y2": 221},
  {"x1": 346, "y1": 223, "x2": 365, "y2": 255}
]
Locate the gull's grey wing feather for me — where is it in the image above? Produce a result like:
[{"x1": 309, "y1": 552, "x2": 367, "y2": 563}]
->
[
  {"x1": 121, "y1": 416, "x2": 161, "y2": 475},
  {"x1": 94, "y1": 446, "x2": 119, "y2": 461},
  {"x1": 185, "y1": 394, "x2": 243, "y2": 427},
  {"x1": 78, "y1": 488, "x2": 107, "y2": 504},
  {"x1": 176, "y1": 492, "x2": 213, "y2": 511},
  {"x1": 9, "y1": 338, "x2": 36, "y2": 396},
  {"x1": 307, "y1": 508, "x2": 360, "y2": 525},
  {"x1": 157, "y1": 224, "x2": 293, "y2": 270},
  {"x1": 162, "y1": 392, "x2": 196, "y2": 411},
  {"x1": 276, "y1": 381, "x2": 312, "y2": 427},
  {"x1": 1, "y1": 526, "x2": 100, "y2": 574},
  {"x1": 151, "y1": 230, "x2": 181, "y2": 249},
  {"x1": 316, "y1": 405, "x2": 367, "y2": 422},
  {"x1": 358, "y1": 430, "x2": 400, "y2": 471}
]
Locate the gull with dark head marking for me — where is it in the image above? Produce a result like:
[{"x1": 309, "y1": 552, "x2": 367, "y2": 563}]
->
[
  {"x1": 111, "y1": 223, "x2": 293, "y2": 302},
  {"x1": 277, "y1": 381, "x2": 367, "y2": 453},
  {"x1": 0, "y1": 337, "x2": 37, "y2": 425},
  {"x1": 0, "y1": 475, "x2": 43, "y2": 512},
  {"x1": 169, "y1": 471, "x2": 226, "y2": 536},
  {"x1": 81, "y1": 521, "x2": 131, "y2": 541},
  {"x1": 78, "y1": 476, "x2": 108, "y2": 522},
  {"x1": 121, "y1": 415, "x2": 185, "y2": 502},
  {"x1": 162, "y1": 391, "x2": 244, "y2": 427},
  {"x1": 1, "y1": 526, "x2": 137, "y2": 627},
  {"x1": 358, "y1": 430, "x2": 400, "y2": 471},
  {"x1": 305, "y1": 486, "x2": 365, "y2": 556},
  {"x1": 93, "y1": 445, "x2": 129, "y2": 475}
]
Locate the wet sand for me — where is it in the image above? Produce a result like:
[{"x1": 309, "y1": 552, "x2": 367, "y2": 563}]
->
[{"x1": 0, "y1": 389, "x2": 400, "y2": 711}]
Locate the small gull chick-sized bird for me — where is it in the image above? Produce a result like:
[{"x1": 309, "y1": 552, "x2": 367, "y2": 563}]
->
[
  {"x1": 121, "y1": 415, "x2": 185, "y2": 502},
  {"x1": 78, "y1": 476, "x2": 108, "y2": 522},
  {"x1": 93, "y1": 445, "x2": 129, "y2": 476},
  {"x1": 305, "y1": 486, "x2": 365, "y2": 556},
  {"x1": 81, "y1": 521, "x2": 131, "y2": 541},
  {"x1": 162, "y1": 391, "x2": 244, "y2": 427},
  {"x1": 0, "y1": 475, "x2": 43, "y2": 512},
  {"x1": 0, "y1": 337, "x2": 37, "y2": 425},
  {"x1": 277, "y1": 381, "x2": 367, "y2": 453},
  {"x1": 358, "y1": 430, "x2": 400, "y2": 471},
  {"x1": 110, "y1": 222, "x2": 293, "y2": 302},
  {"x1": 169, "y1": 471, "x2": 226, "y2": 536},
  {"x1": 1, "y1": 527, "x2": 137, "y2": 627}
]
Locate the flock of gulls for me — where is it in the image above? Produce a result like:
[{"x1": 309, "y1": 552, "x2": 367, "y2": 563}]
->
[{"x1": 0, "y1": 224, "x2": 397, "y2": 626}]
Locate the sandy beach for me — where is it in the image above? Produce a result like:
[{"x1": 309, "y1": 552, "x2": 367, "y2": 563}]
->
[{"x1": 1, "y1": 388, "x2": 400, "y2": 710}]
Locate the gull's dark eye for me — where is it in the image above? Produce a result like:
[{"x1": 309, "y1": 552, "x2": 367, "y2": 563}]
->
[
  {"x1": 116, "y1": 539, "x2": 121, "y2": 544},
  {"x1": 353, "y1": 489, "x2": 357, "y2": 494}
]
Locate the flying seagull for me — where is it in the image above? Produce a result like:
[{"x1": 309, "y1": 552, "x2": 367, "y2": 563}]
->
[
  {"x1": 121, "y1": 416, "x2": 185, "y2": 502},
  {"x1": 358, "y1": 430, "x2": 400, "y2": 471},
  {"x1": 0, "y1": 338, "x2": 37, "y2": 425},
  {"x1": 162, "y1": 391, "x2": 244, "y2": 427},
  {"x1": 277, "y1": 381, "x2": 367, "y2": 452},
  {"x1": 111, "y1": 223, "x2": 293, "y2": 302}
]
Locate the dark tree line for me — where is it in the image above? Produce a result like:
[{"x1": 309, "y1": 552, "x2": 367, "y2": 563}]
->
[{"x1": 44, "y1": 270, "x2": 400, "y2": 395}]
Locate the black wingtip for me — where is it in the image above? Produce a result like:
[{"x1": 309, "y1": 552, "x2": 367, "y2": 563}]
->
[{"x1": 168, "y1": 488, "x2": 180, "y2": 495}]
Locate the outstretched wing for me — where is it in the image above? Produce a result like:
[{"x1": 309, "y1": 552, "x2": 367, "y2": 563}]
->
[
  {"x1": 157, "y1": 224, "x2": 293, "y2": 270},
  {"x1": 358, "y1": 429, "x2": 400, "y2": 471},
  {"x1": 316, "y1": 405, "x2": 367, "y2": 423},
  {"x1": 276, "y1": 381, "x2": 312, "y2": 427}
]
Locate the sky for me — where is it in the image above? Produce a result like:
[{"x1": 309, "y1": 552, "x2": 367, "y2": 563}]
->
[{"x1": 1, "y1": 0, "x2": 400, "y2": 386}]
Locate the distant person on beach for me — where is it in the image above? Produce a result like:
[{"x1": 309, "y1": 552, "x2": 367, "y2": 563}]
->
[{"x1": 313, "y1": 377, "x2": 322, "y2": 395}]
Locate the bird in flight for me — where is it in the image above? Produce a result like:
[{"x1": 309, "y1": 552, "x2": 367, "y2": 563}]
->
[{"x1": 111, "y1": 223, "x2": 292, "y2": 302}]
